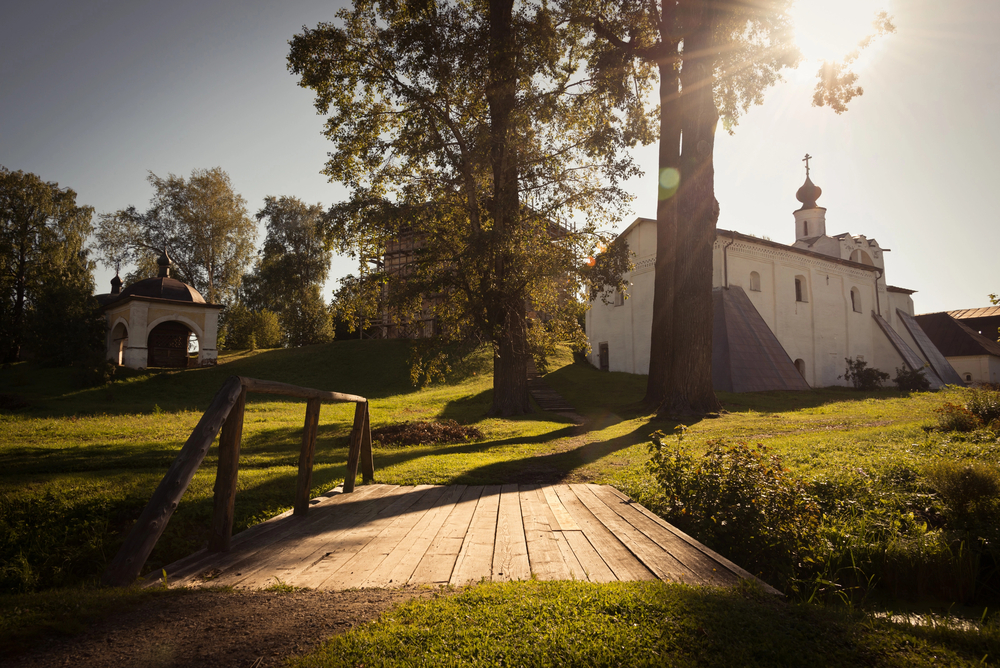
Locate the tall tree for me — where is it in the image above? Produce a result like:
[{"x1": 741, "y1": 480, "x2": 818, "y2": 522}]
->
[
  {"x1": 575, "y1": 0, "x2": 893, "y2": 415},
  {"x1": 0, "y1": 167, "x2": 96, "y2": 363},
  {"x1": 242, "y1": 196, "x2": 334, "y2": 346},
  {"x1": 289, "y1": 0, "x2": 644, "y2": 415},
  {"x1": 96, "y1": 168, "x2": 256, "y2": 305}
]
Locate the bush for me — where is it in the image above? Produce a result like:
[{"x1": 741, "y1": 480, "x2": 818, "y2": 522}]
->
[
  {"x1": 840, "y1": 357, "x2": 889, "y2": 390},
  {"x1": 894, "y1": 366, "x2": 931, "y2": 392},
  {"x1": 221, "y1": 302, "x2": 283, "y2": 350},
  {"x1": 923, "y1": 460, "x2": 1000, "y2": 519},
  {"x1": 935, "y1": 402, "x2": 982, "y2": 432},
  {"x1": 646, "y1": 433, "x2": 820, "y2": 581},
  {"x1": 966, "y1": 387, "x2": 1000, "y2": 428}
]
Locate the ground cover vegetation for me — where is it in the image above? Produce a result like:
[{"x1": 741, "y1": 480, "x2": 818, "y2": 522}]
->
[{"x1": 3, "y1": 342, "x2": 1000, "y2": 663}]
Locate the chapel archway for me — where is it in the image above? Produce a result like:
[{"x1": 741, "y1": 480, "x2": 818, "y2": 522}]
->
[
  {"x1": 147, "y1": 321, "x2": 193, "y2": 368},
  {"x1": 110, "y1": 321, "x2": 128, "y2": 366}
]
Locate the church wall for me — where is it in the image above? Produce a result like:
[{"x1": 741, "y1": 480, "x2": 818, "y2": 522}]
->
[
  {"x1": 946, "y1": 355, "x2": 1000, "y2": 385},
  {"x1": 716, "y1": 238, "x2": 881, "y2": 387}
]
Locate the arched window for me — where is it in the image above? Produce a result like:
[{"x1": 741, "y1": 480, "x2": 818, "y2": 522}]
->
[
  {"x1": 850, "y1": 287, "x2": 862, "y2": 313},
  {"x1": 850, "y1": 249, "x2": 874, "y2": 266},
  {"x1": 965, "y1": 373, "x2": 973, "y2": 382},
  {"x1": 749, "y1": 271, "x2": 761, "y2": 292},
  {"x1": 794, "y1": 276, "x2": 807, "y2": 302},
  {"x1": 803, "y1": 221, "x2": 809, "y2": 236},
  {"x1": 794, "y1": 359, "x2": 806, "y2": 378}
]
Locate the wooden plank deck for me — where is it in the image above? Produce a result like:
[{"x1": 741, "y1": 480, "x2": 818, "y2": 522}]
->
[{"x1": 155, "y1": 484, "x2": 775, "y2": 593}]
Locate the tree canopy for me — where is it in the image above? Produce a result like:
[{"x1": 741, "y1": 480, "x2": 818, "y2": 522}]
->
[
  {"x1": 240, "y1": 196, "x2": 334, "y2": 347},
  {"x1": 96, "y1": 168, "x2": 256, "y2": 305},
  {"x1": 289, "y1": 0, "x2": 642, "y2": 415},
  {"x1": 0, "y1": 167, "x2": 101, "y2": 365}
]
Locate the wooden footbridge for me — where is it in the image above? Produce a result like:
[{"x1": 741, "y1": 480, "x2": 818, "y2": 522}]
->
[{"x1": 103, "y1": 377, "x2": 774, "y2": 594}]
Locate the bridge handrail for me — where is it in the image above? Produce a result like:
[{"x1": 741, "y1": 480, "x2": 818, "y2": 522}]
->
[{"x1": 101, "y1": 375, "x2": 373, "y2": 587}]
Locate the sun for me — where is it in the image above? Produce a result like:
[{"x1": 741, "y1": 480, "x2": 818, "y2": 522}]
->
[{"x1": 789, "y1": 0, "x2": 890, "y2": 65}]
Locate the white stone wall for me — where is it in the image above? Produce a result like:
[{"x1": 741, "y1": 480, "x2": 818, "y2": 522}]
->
[
  {"x1": 946, "y1": 355, "x2": 1000, "y2": 385},
  {"x1": 586, "y1": 218, "x2": 931, "y2": 389},
  {"x1": 103, "y1": 298, "x2": 221, "y2": 369}
]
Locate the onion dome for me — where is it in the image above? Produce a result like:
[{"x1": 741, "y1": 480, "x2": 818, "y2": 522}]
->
[
  {"x1": 110, "y1": 272, "x2": 123, "y2": 295},
  {"x1": 795, "y1": 175, "x2": 822, "y2": 211},
  {"x1": 157, "y1": 249, "x2": 172, "y2": 278}
]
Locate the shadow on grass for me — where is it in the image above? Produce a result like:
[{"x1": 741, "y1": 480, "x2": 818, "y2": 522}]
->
[{"x1": 0, "y1": 339, "x2": 428, "y2": 420}]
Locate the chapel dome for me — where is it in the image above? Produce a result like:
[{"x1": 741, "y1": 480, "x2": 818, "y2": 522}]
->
[
  {"x1": 795, "y1": 175, "x2": 822, "y2": 211},
  {"x1": 118, "y1": 276, "x2": 207, "y2": 303}
]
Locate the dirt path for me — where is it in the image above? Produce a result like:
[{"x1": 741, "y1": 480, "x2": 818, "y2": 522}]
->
[{"x1": 5, "y1": 587, "x2": 437, "y2": 668}]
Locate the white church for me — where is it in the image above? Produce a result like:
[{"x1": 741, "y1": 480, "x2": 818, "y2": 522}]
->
[{"x1": 586, "y1": 160, "x2": 963, "y2": 391}]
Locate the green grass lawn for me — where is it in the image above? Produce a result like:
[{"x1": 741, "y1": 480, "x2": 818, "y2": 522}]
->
[{"x1": 2, "y1": 340, "x2": 999, "y2": 665}]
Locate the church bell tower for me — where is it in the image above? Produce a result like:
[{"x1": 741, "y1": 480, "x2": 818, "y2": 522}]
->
[{"x1": 793, "y1": 154, "x2": 827, "y2": 241}]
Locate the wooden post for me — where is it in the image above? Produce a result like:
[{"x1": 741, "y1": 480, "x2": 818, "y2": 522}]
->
[
  {"x1": 209, "y1": 385, "x2": 246, "y2": 552},
  {"x1": 343, "y1": 401, "x2": 366, "y2": 493},
  {"x1": 102, "y1": 375, "x2": 244, "y2": 587},
  {"x1": 360, "y1": 401, "x2": 374, "y2": 484},
  {"x1": 294, "y1": 397, "x2": 322, "y2": 516}
]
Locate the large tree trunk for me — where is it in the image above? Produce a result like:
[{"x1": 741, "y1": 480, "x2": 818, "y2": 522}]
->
[
  {"x1": 644, "y1": 58, "x2": 682, "y2": 407},
  {"x1": 487, "y1": 0, "x2": 531, "y2": 416},
  {"x1": 660, "y1": 1, "x2": 722, "y2": 416}
]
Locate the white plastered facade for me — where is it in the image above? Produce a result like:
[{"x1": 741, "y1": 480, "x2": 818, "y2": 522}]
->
[
  {"x1": 103, "y1": 297, "x2": 221, "y2": 369},
  {"x1": 586, "y1": 205, "x2": 934, "y2": 388}
]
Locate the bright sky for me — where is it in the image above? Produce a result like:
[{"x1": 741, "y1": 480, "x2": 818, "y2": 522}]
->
[{"x1": 1, "y1": 0, "x2": 997, "y2": 314}]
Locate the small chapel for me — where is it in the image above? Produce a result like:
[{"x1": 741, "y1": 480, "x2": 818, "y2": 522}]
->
[
  {"x1": 586, "y1": 157, "x2": 963, "y2": 391},
  {"x1": 95, "y1": 251, "x2": 223, "y2": 369}
]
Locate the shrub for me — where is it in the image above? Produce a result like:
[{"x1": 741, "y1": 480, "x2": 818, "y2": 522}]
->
[
  {"x1": 966, "y1": 387, "x2": 1000, "y2": 428},
  {"x1": 646, "y1": 433, "x2": 820, "y2": 581},
  {"x1": 894, "y1": 366, "x2": 931, "y2": 392},
  {"x1": 923, "y1": 460, "x2": 1000, "y2": 519},
  {"x1": 221, "y1": 303, "x2": 283, "y2": 349},
  {"x1": 935, "y1": 402, "x2": 982, "y2": 432},
  {"x1": 840, "y1": 357, "x2": 889, "y2": 390}
]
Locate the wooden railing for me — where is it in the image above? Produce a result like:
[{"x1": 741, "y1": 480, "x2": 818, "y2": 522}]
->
[{"x1": 101, "y1": 375, "x2": 373, "y2": 587}]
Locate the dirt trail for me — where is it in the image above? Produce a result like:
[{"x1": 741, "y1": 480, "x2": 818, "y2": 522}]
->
[{"x1": 5, "y1": 587, "x2": 435, "y2": 668}]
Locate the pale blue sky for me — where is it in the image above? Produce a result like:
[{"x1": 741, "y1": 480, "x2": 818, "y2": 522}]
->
[{"x1": 1, "y1": 0, "x2": 996, "y2": 314}]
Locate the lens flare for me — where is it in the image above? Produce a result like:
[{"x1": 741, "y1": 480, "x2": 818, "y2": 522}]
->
[{"x1": 658, "y1": 168, "x2": 680, "y2": 200}]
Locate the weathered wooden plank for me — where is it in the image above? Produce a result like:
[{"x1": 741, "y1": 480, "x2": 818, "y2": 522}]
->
[
  {"x1": 363, "y1": 485, "x2": 467, "y2": 588},
  {"x1": 103, "y1": 375, "x2": 245, "y2": 587},
  {"x1": 240, "y1": 377, "x2": 366, "y2": 404},
  {"x1": 168, "y1": 485, "x2": 399, "y2": 588},
  {"x1": 553, "y1": 484, "x2": 655, "y2": 582},
  {"x1": 154, "y1": 486, "x2": 360, "y2": 586},
  {"x1": 599, "y1": 485, "x2": 778, "y2": 592},
  {"x1": 518, "y1": 485, "x2": 577, "y2": 581},
  {"x1": 570, "y1": 484, "x2": 697, "y2": 585},
  {"x1": 235, "y1": 486, "x2": 423, "y2": 589},
  {"x1": 492, "y1": 484, "x2": 530, "y2": 582},
  {"x1": 450, "y1": 485, "x2": 502, "y2": 586},
  {"x1": 587, "y1": 485, "x2": 737, "y2": 587},
  {"x1": 288, "y1": 486, "x2": 431, "y2": 589},
  {"x1": 318, "y1": 485, "x2": 441, "y2": 589},
  {"x1": 343, "y1": 402, "x2": 367, "y2": 493},
  {"x1": 360, "y1": 402, "x2": 374, "y2": 484},
  {"x1": 541, "y1": 484, "x2": 581, "y2": 531},
  {"x1": 294, "y1": 398, "x2": 322, "y2": 516},
  {"x1": 209, "y1": 385, "x2": 246, "y2": 552},
  {"x1": 411, "y1": 486, "x2": 483, "y2": 584},
  {"x1": 559, "y1": 530, "x2": 617, "y2": 583}
]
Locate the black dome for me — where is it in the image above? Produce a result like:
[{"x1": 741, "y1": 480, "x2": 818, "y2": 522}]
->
[{"x1": 118, "y1": 276, "x2": 207, "y2": 304}]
